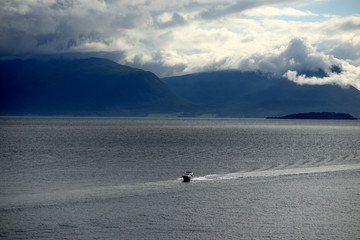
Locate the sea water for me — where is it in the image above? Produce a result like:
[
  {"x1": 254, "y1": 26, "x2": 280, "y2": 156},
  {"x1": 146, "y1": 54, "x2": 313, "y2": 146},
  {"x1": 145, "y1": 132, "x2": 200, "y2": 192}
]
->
[{"x1": 0, "y1": 117, "x2": 359, "y2": 239}]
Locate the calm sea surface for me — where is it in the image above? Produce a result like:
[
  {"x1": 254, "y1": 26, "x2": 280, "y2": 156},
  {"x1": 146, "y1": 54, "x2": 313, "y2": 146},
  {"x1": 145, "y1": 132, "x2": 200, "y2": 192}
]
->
[{"x1": 0, "y1": 117, "x2": 359, "y2": 239}]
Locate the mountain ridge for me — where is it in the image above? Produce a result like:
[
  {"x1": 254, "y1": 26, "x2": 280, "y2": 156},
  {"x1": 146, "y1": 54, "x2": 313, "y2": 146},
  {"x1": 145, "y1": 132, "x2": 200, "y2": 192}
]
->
[
  {"x1": 0, "y1": 58, "x2": 193, "y2": 116},
  {"x1": 1, "y1": 58, "x2": 359, "y2": 118}
]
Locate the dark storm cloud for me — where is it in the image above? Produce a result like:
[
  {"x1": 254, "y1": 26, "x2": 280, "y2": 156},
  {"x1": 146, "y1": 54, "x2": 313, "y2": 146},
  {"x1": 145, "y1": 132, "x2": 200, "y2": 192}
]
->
[
  {"x1": 330, "y1": 42, "x2": 360, "y2": 61},
  {"x1": 197, "y1": 0, "x2": 297, "y2": 20},
  {"x1": 51, "y1": 0, "x2": 76, "y2": 10},
  {"x1": 339, "y1": 17, "x2": 360, "y2": 31},
  {"x1": 0, "y1": 0, "x2": 114, "y2": 56},
  {"x1": 238, "y1": 38, "x2": 331, "y2": 74},
  {"x1": 155, "y1": 13, "x2": 188, "y2": 29},
  {"x1": 199, "y1": 0, "x2": 264, "y2": 20},
  {"x1": 0, "y1": 0, "x2": 297, "y2": 58}
]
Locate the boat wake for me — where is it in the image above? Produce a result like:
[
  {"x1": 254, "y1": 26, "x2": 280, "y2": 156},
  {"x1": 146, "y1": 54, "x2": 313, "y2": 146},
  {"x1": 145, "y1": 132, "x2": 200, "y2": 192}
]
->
[
  {"x1": 1, "y1": 164, "x2": 359, "y2": 210},
  {"x1": 194, "y1": 163, "x2": 360, "y2": 181}
]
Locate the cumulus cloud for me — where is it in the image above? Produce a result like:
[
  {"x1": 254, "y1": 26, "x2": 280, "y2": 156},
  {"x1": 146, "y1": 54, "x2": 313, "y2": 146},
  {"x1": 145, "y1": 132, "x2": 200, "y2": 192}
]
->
[
  {"x1": 236, "y1": 38, "x2": 360, "y2": 90},
  {"x1": 237, "y1": 38, "x2": 331, "y2": 74},
  {"x1": 262, "y1": 38, "x2": 360, "y2": 91},
  {"x1": 284, "y1": 59, "x2": 360, "y2": 90}
]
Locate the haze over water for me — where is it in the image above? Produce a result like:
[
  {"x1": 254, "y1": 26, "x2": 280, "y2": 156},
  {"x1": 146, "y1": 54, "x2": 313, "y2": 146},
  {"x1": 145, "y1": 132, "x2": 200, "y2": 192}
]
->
[{"x1": 0, "y1": 117, "x2": 359, "y2": 239}]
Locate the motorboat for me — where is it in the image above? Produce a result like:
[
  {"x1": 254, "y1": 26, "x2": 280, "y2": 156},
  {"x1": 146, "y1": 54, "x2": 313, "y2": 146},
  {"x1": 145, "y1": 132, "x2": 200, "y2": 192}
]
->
[{"x1": 182, "y1": 171, "x2": 194, "y2": 182}]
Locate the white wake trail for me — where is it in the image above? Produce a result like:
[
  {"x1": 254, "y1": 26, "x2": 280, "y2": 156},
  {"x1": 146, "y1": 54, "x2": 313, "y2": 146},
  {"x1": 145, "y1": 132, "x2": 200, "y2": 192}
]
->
[
  {"x1": 194, "y1": 164, "x2": 360, "y2": 181},
  {"x1": 2, "y1": 164, "x2": 359, "y2": 210}
]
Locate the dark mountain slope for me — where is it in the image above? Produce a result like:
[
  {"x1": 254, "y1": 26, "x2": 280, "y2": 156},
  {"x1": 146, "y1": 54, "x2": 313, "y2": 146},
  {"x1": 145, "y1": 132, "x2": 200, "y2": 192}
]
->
[
  {"x1": 163, "y1": 71, "x2": 280, "y2": 104},
  {"x1": 0, "y1": 58, "x2": 192, "y2": 116},
  {"x1": 164, "y1": 71, "x2": 360, "y2": 118}
]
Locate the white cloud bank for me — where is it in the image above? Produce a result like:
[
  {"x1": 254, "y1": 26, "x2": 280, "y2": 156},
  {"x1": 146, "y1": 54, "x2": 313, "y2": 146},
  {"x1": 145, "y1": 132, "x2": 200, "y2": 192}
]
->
[
  {"x1": 284, "y1": 62, "x2": 360, "y2": 90},
  {"x1": 0, "y1": 0, "x2": 359, "y2": 90},
  {"x1": 242, "y1": 37, "x2": 360, "y2": 90}
]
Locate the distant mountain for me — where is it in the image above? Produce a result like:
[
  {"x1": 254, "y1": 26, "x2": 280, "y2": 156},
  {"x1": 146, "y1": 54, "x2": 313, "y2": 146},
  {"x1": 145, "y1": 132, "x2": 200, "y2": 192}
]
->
[
  {"x1": 163, "y1": 71, "x2": 280, "y2": 104},
  {"x1": 163, "y1": 71, "x2": 360, "y2": 118},
  {"x1": 267, "y1": 112, "x2": 357, "y2": 120},
  {"x1": 2, "y1": 59, "x2": 360, "y2": 118},
  {"x1": 0, "y1": 58, "x2": 192, "y2": 116}
]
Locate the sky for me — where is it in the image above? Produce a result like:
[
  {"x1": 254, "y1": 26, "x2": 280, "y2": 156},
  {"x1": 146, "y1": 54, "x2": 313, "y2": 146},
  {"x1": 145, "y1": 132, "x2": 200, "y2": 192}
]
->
[{"x1": 0, "y1": 0, "x2": 360, "y2": 90}]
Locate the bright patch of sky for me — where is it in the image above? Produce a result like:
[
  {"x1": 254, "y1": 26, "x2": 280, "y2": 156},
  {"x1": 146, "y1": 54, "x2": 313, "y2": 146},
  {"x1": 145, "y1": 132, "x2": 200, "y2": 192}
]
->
[{"x1": 297, "y1": 0, "x2": 360, "y2": 17}]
